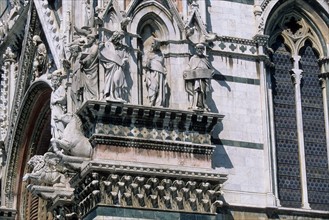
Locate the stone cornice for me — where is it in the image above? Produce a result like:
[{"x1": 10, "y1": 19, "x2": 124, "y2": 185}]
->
[
  {"x1": 77, "y1": 101, "x2": 223, "y2": 150},
  {"x1": 71, "y1": 160, "x2": 228, "y2": 187},
  {"x1": 70, "y1": 160, "x2": 227, "y2": 216}
]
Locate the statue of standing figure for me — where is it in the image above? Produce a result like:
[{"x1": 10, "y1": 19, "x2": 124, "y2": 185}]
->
[
  {"x1": 184, "y1": 43, "x2": 214, "y2": 111},
  {"x1": 143, "y1": 39, "x2": 168, "y2": 107},
  {"x1": 69, "y1": 44, "x2": 83, "y2": 111},
  {"x1": 51, "y1": 70, "x2": 67, "y2": 139},
  {"x1": 100, "y1": 31, "x2": 128, "y2": 103},
  {"x1": 79, "y1": 32, "x2": 99, "y2": 101}
]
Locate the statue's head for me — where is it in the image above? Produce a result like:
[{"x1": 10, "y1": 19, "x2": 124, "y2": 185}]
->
[
  {"x1": 110, "y1": 31, "x2": 125, "y2": 46},
  {"x1": 151, "y1": 39, "x2": 160, "y2": 51},
  {"x1": 51, "y1": 70, "x2": 64, "y2": 88},
  {"x1": 69, "y1": 44, "x2": 82, "y2": 58},
  {"x1": 27, "y1": 155, "x2": 44, "y2": 167},
  {"x1": 86, "y1": 34, "x2": 97, "y2": 46},
  {"x1": 195, "y1": 43, "x2": 205, "y2": 56}
]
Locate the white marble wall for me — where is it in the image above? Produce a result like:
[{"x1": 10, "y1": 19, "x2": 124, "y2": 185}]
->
[{"x1": 209, "y1": 1, "x2": 256, "y2": 39}]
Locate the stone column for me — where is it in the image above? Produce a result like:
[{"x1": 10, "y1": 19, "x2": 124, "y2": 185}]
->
[
  {"x1": 254, "y1": 34, "x2": 280, "y2": 206},
  {"x1": 319, "y1": 57, "x2": 329, "y2": 168},
  {"x1": 0, "y1": 47, "x2": 17, "y2": 142},
  {"x1": 291, "y1": 55, "x2": 310, "y2": 209}
]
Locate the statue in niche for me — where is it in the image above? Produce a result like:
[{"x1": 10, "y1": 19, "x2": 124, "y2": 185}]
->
[
  {"x1": 69, "y1": 44, "x2": 83, "y2": 111},
  {"x1": 51, "y1": 70, "x2": 67, "y2": 139},
  {"x1": 183, "y1": 43, "x2": 214, "y2": 111},
  {"x1": 51, "y1": 113, "x2": 92, "y2": 161},
  {"x1": 78, "y1": 29, "x2": 99, "y2": 101},
  {"x1": 100, "y1": 30, "x2": 129, "y2": 103},
  {"x1": 23, "y1": 152, "x2": 67, "y2": 187},
  {"x1": 143, "y1": 39, "x2": 168, "y2": 107},
  {"x1": 32, "y1": 35, "x2": 48, "y2": 79}
]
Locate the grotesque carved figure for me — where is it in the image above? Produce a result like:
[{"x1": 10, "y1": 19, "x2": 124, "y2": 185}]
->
[
  {"x1": 51, "y1": 70, "x2": 67, "y2": 139},
  {"x1": 143, "y1": 39, "x2": 168, "y2": 107},
  {"x1": 100, "y1": 31, "x2": 128, "y2": 103},
  {"x1": 51, "y1": 113, "x2": 92, "y2": 161},
  {"x1": 32, "y1": 35, "x2": 48, "y2": 79},
  {"x1": 184, "y1": 43, "x2": 214, "y2": 111},
  {"x1": 23, "y1": 152, "x2": 67, "y2": 187}
]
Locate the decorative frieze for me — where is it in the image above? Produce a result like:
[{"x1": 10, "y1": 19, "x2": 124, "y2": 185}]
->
[
  {"x1": 212, "y1": 36, "x2": 259, "y2": 58},
  {"x1": 77, "y1": 100, "x2": 223, "y2": 149}
]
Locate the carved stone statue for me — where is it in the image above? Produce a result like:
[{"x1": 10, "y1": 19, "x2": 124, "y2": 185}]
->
[
  {"x1": 32, "y1": 35, "x2": 48, "y2": 79},
  {"x1": 183, "y1": 43, "x2": 214, "y2": 111},
  {"x1": 69, "y1": 44, "x2": 83, "y2": 111},
  {"x1": 100, "y1": 31, "x2": 128, "y2": 103},
  {"x1": 51, "y1": 113, "x2": 92, "y2": 161},
  {"x1": 143, "y1": 39, "x2": 168, "y2": 107},
  {"x1": 79, "y1": 31, "x2": 99, "y2": 101},
  {"x1": 23, "y1": 152, "x2": 67, "y2": 187},
  {"x1": 51, "y1": 70, "x2": 67, "y2": 139}
]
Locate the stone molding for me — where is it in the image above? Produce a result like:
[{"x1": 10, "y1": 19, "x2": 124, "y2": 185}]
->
[
  {"x1": 0, "y1": 207, "x2": 16, "y2": 219},
  {"x1": 71, "y1": 161, "x2": 227, "y2": 217},
  {"x1": 210, "y1": 35, "x2": 270, "y2": 61},
  {"x1": 33, "y1": 0, "x2": 61, "y2": 68},
  {"x1": 77, "y1": 101, "x2": 223, "y2": 150},
  {"x1": 90, "y1": 135, "x2": 215, "y2": 155},
  {"x1": 4, "y1": 5, "x2": 42, "y2": 208},
  {"x1": 71, "y1": 160, "x2": 227, "y2": 186}
]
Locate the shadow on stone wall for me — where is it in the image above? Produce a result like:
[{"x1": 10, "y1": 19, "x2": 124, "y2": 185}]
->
[{"x1": 211, "y1": 123, "x2": 233, "y2": 169}]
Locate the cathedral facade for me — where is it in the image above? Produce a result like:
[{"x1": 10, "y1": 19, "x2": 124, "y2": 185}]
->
[{"x1": 0, "y1": 0, "x2": 329, "y2": 219}]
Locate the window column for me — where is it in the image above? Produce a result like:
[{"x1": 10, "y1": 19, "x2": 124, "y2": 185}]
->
[
  {"x1": 319, "y1": 57, "x2": 329, "y2": 167},
  {"x1": 290, "y1": 55, "x2": 310, "y2": 209}
]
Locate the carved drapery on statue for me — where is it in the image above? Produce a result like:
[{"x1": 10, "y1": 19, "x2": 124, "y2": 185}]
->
[
  {"x1": 184, "y1": 43, "x2": 214, "y2": 111},
  {"x1": 143, "y1": 39, "x2": 168, "y2": 107},
  {"x1": 80, "y1": 32, "x2": 99, "y2": 101},
  {"x1": 50, "y1": 69, "x2": 67, "y2": 139},
  {"x1": 100, "y1": 30, "x2": 129, "y2": 103},
  {"x1": 32, "y1": 35, "x2": 48, "y2": 79}
]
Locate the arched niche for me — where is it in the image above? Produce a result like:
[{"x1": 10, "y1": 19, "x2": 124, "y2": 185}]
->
[
  {"x1": 127, "y1": 1, "x2": 179, "y2": 105},
  {"x1": 128, "y1": 1, "x2": 180, "y2": 40},
  {"x1": 3, "y1": 80, "x2": 52, "y2": 219}
]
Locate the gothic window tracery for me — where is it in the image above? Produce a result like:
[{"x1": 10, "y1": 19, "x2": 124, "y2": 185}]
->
[{"x1": 270, "y1": 14, "x2": 329, "y2": 210}]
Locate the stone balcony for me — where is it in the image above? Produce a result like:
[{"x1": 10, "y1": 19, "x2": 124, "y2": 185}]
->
[{"x1": 70, "y1": 101, "x2": 228, "y2": 217}]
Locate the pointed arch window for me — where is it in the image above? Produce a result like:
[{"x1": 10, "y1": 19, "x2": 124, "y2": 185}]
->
[{"x1": 270, "y1": 14, "x2": 329, "y2": 211}]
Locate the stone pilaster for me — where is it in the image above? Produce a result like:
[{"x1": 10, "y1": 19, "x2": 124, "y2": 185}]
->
[{"x1": 1, "y1": 47, "x2": 17, "y2": 143}]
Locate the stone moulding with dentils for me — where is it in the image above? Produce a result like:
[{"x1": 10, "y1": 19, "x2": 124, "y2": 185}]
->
[
  {"x1": 76, "y1": 100, "x2": 224, "y2": 150},
  {"x1": 70, "y1": 160, "x2": 228, "y2": 216}
]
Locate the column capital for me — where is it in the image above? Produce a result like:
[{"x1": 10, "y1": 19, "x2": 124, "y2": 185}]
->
[
  {"x1": 319, "y1": 56, "x2": 329, "y2": 74},
  {"x1": 2, "y1": 47, "x2": 16, "y2": 63},
  {"x1": 290, "y1": 69, "x2": 303, "y2": 85}
]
